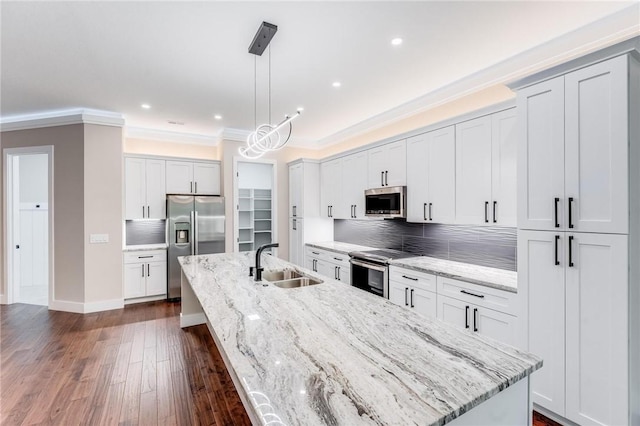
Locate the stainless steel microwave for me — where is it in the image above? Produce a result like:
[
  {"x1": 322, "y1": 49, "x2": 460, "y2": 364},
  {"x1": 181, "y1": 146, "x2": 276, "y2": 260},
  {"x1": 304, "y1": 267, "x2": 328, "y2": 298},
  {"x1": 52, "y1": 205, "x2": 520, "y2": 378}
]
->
[{"x1": 365, "y1": 186, "x2": 406, "y2": 218}]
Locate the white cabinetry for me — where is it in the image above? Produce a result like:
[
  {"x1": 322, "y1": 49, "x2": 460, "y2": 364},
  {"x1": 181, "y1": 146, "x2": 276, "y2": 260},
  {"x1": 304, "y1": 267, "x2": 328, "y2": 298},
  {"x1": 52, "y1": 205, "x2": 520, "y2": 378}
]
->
[
  {"x1": 388, "y1": 267, "x2": 437, "y2": 318},
  {"x1": 518, "y1": 55, "x2": 628, "y2": 233},
  {"x1": 519, "y1": 230, "x2": 628, "y2": 425},
  {"x1": 367, "y1": 139, "x2": 406, "y2": 188},
  {"x1": 341, "y1": 152, "x2": 368, "y2": 219},
  {"x1": 455, "y1": 109, "x2": 516, "y2": 226},
  {"x1": 305, "y1": 247, "x2": 350, "y2": 284},
  {"x1": 166, "y1": 160, "x2": 220, "y2": 195},
  {"x1": 320, "y1": 159, "x2": 342, "y2": 218},
  {"x1": 406, "y1": 126, "x2": 456, "y2": 223},
  {"x1": 124, "y1": 157, "x2": 166, "y2": 219},
  {"x1": 123, "y1": 250, "x2": 167, "y2": 300}
]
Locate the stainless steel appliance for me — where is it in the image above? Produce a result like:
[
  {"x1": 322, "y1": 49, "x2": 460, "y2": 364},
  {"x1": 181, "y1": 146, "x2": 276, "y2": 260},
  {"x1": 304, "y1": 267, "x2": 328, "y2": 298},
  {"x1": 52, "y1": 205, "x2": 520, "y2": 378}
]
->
[
  {"x1": 167, "y1": 195, "x2": 225, "y2": 300},
  {"x1": 349, "y1": 249, "x2": 415, "y2": 298},
  {"x1": 365, "y1": 186, "x2": 406, "y2": 218}
]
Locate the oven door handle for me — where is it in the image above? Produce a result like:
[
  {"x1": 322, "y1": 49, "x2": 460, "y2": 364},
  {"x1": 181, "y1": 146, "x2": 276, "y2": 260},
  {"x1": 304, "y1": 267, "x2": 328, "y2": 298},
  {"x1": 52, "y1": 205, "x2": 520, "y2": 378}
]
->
[{"x1": 349, "y1": 259, "x2": 387, "y2": 272}]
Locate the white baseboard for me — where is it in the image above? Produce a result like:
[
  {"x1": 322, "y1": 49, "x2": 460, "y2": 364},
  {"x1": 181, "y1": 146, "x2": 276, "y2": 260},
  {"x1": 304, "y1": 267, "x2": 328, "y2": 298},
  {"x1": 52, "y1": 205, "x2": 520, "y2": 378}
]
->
[
  {"x1": 0, "y1": 293, "x2": 6, "y2": 304},
  {"x1": 180, "y1": 312, "x2": 206, "y2": 328},
  {"x1": 49, "y1": 299, "x2": 85, "y2": 313},
  {"x1": 124, "y1": 294, "x2": 167, "y2": 305},
  {"x1": 84, "y1": 298, "x2": 124, "y2": 313}
]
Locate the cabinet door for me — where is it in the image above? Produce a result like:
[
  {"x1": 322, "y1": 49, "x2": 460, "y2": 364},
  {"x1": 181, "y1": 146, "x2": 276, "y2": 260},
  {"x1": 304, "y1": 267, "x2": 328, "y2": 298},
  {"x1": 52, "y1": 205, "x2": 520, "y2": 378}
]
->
[
  {"x1": 518, "y1": 230, "x2": 566, "y2": 415},
  {"x1": 320, "y1": 159, "x2": 341, "y2": 218},
  {"x1": 289, "y1": 163, "x2": 302, "y2": 217},
  {"x1": 517, "y1": 76, "x2": 565, "y2": 231},
  {"x1": 384, "y1": 139, "x2": 407, "y2": 187},
  {"x1": 166, "y1": 161, "x2": 194, "y2": 194},
  {"x1": 124, "y1": 263, "x2": 146, "y2": 299},
  {"x1": 565, "y1": 233, "x2": 628, "y2": 426},
  {"x1": 491, "y1": 109, "x2": 517, "y2": 227},
  {"x1": 337, "y1": 265, "x2": 350, "y2": 285},
  {"x1": 473, "y1": 307, "x2": 517, "y2": 346},
  {"x1": 145, "y1": 159, "x2": 166, "y2": 219},
  {"x1": 289, "y1": 218, "x2": 303, "y2": 267},
  {"x1": 437, "y1": 294, "x2": 470, "y2": 331},
  {"x1": 410, "y1": 287, "x2": 437, "y2": 319},
  {"x1": 389, "y1": 280, "x2": 409, "y2": 308},
  {"x1": 367, "y1": 145, "x2": 387, "y2": 188},
  {"x1": 427, "y1": 126, "x2": 456, "y2": 224},
  {"x1": 406, "y1": 133, "x2": 429, "y2": 222},
  {"x1": 193, "y1": 162, "x2": 220, "y2": 195},
  {"x1": 565, "y1": 55, "x2": 628, "y2": 234},
  {"x1": 305, "y1": 255, "x2": 316, "y2": 272},
  {"x1": 341, "y1": 152, "x2": 368, "y2": 219},
  {"x1": 146, "y1": 262, "x2": 167, "y2": 296},
  {"x1": 455, "y1": 116, "x2": 492, "y2": 224},
  {"x1": 315, "y1": 259, "x2": 335, "y2": 280},
  {"x1": 124, "y1": 158, "x2": 146, "y2": 220}
]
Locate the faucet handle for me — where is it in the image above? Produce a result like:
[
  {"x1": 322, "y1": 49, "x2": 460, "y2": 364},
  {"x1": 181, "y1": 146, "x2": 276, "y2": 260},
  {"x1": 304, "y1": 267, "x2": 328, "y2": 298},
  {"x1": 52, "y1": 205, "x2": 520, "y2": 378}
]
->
[{"x1": 249, "y1": 266, "x2": 255, "y2": 277}]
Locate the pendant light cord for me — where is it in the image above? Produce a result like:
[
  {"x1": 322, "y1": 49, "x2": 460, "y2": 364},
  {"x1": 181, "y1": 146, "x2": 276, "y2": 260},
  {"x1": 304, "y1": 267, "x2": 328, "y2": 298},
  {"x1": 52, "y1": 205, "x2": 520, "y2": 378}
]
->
[
  {"x1": 269, "y1": 43, "x2": 272, "y2": 125},
  {"x1": 254, "y1": 55, "x2": 257, "y2": 129}
]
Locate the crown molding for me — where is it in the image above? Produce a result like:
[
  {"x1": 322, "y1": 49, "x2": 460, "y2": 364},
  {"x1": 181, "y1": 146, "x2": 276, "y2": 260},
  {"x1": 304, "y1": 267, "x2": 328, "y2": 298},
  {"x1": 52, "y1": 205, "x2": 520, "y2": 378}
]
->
[
  {"x1": 125, "y1": 126, "x2": 220, "y2": 146},
  {"x1": 221, "y1": 127, "x2": 250, "y2": 142},
  {"x1": 0, "y1": 108, "x2": 125, "y2": 132},
  {"x1": 315, "y1": 3, "x2": 640, "y2": 148}
]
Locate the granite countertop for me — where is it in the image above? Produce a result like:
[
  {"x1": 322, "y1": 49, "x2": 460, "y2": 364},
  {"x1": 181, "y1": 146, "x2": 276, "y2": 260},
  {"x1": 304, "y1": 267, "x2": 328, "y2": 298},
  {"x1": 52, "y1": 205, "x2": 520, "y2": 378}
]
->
[
  {"x1": 123, "y1": 243, "x2": 168, "y2": 252},
  {"x1": 179, "y1": 252, "x2": 541, "y2": 426},
  {"x1": 389, "y1": 256, "x2": 518, "y2": 293},
  {"x1": 305, "y1": 241, "x2": 376, "y2": 256}
]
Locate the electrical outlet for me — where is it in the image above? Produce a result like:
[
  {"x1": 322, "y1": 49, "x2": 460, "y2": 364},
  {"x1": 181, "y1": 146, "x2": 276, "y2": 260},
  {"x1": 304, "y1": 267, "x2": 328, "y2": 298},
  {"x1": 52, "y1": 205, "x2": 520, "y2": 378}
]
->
[{"x1": 89, "y1": 234, "x2": 109, "y2": 244}]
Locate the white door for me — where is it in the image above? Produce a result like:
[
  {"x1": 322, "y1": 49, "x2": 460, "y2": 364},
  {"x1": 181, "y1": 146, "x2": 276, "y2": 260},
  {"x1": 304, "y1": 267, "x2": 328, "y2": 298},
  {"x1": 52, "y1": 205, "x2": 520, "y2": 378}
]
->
[
  {"x1": 472, "y1": 307, "x2": 517, "y2": 346},
  {"x1": 410, "y1": 287, "x2": 437, "y2": 319},
  {"x1": 389, "y1": 280, "x2": 408, "y2": 308},
  {"x1": 517, "y1": 76, "x2": 565, "y2": 231},
  {"x1": 289, "y1": 163, "x2": 302, "y2": 218},
  {"x1": 335, "y1": 265, "x2": 349, "y2": 284},
  {"x1": 384, "y1": 139, "x2": 407, "y2": 187},
  {"x1": 320, "y1": 159, "x2": 341, "y2": 218},
  {"x1": 565, "y1": 55, "x2": 628, "y2": 234},
  {"x1": 315, "y1": 259, "x2": 335, "y2": 280},
  {"x1": 406, "y1": 133, "x2": 429, "y2": 222},
  {"x1": 565, "y1": 232, "x2": 628, "y2": 426},
  {"x1": 124, "y1": 263, "x2": 146, "y2": 299},
  {"x1": 145, "y1": 159, "x2": 166, "y2": 219},
  {"x1": 367, "y1": 145, "x2": 387, "y2": 188},
  {"x1": 341, "y1": 152, "x2": 368, "y2": 219},
  {"x1": 427, "y1": 126, "x2": 456, "y2": 224},
  {"x1": 437, "y1": 295, "x2": 470, "y2": 331},
  {"x1": 491, "y1": 109, "x2": 517, "y2": 227},
  {"x1": 166, "y1": 161, "x2": 194, "y2": 194},
  {"x1": 124, "y1": 157, "x2": 146, "y2": 219},
  {"x1": 146, "y1": 262, "x2": 167, "y2": 296},
  {"x1": 193, "y1": 162, "x2": 220, "y2": 195},
  {"x1": 518, "y1": 230, "x2": 566, "y2": 416},
  {"x1": 455, "y1": 116, "x2": 492, "y2": 225}
]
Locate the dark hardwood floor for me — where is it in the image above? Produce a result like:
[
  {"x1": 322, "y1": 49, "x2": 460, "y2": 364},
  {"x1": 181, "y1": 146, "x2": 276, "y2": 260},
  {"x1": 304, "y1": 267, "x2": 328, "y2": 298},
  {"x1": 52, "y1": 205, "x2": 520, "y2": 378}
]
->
[{"x1": 1, "y1": 301, "x2": 561, "y2": 426}]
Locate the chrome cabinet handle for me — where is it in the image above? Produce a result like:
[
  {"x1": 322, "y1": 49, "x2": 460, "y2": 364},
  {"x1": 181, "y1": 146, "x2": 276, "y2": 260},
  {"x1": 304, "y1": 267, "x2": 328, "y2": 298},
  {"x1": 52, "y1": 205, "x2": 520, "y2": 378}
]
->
[
  {"x1": 423, "y1": 203, "x2": 427, "y2": 221},
  {"x1": 142, "y1": 206, "x2": 145, "y2": 218},
  {"x1": 381, "y1": 171, "x2": 384, "y2": 187},
  {"x1": 385, "y1": 171, "x2": 388, "y2": 186},
  {"x1": 195, "y1": 182, "x2": 198, "y2": 193},
  {"x1": 484, "y1": 201, "x2": 489, "y2": 223},
  {"x1": 147, "y1": 206, "x2": 150, "y2": 218},
  {"x1": 292, "y1": 219, "x2": 296, "y2": 231},
  {"x1": 337, "y1": 267, "x2": 340, "y2": 281},
  {"x1": 312, "y1": 251, "x2": 320, "y2": 255},
  {"x1": 147, "y1": 264, "x2": 150, "y2": 276},
  {"x1": 190, "y1": 181, "x2": 193, "y2": 193},
  {"x1": 404, "y1": 287, "x2": 408, "y2": 306},
  {"x1": 333, "y1": 257, "x2": 343, "y2": 262},
  {"x1": 141, "y1": 264, "x2": 145, "y2": 277},
  {"x1": 402, "y1": 275, "x2": 418, "y2": 281}
]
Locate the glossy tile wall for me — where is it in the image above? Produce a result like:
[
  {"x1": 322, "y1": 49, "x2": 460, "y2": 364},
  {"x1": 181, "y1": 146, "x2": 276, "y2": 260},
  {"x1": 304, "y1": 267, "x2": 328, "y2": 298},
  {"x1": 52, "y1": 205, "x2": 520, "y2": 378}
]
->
[
  {"x1": 334, "y1": 220, "x2": 516, "y2": 271},
  {"x1": 125, "y1": 220, "x2": 166, "y2": 246}
]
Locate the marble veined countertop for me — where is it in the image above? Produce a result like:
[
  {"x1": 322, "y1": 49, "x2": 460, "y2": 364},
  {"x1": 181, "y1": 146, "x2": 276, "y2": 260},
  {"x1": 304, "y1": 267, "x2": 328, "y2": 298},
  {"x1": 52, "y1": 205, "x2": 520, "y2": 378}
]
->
[
  {"x1": 390, "y1": 256, "x2": 518, "y2": 293},
  {"x1": 179, "y1": 252, "x2": 541, "y2": 426},
  {"x1": 305, "y1": 241, "x2": 376, "y2": 256},
  {"x1": 123, "y1": 243, "x2": 168, "y2": 252}
]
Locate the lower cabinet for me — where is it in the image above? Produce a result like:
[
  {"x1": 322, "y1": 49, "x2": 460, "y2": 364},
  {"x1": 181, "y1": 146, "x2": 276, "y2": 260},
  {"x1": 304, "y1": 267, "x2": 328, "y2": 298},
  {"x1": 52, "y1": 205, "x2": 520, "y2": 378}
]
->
[
  {"x1": 389, "y1": 267, "x2": 437, "y2": 318},
  {"x1": 123, "y1": 250, "x2": 167, "y2": 299},
  {"x1": 305, "y1": 247, "x2": 350, "y2": 284}
]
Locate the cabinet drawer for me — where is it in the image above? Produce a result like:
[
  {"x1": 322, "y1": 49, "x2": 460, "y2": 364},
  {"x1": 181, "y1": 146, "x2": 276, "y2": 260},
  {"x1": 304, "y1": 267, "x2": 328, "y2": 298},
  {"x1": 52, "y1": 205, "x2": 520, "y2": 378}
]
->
[
  {"x1": 305, "y1": 246, "x2": 329, "y2": 262},
  {"x1": 389, "y1": 266, "x2": 436, "y2": 293},
  {"x1": 437, "y1": 276, "x2": 517, "y2": 316},
  {"x1": 124, "y1": 250, "x2": 167, "y2": 264}
]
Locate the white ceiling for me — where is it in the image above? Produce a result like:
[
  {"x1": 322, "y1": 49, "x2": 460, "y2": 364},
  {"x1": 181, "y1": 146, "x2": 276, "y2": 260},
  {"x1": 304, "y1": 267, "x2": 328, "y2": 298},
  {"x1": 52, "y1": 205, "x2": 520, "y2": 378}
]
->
[{"x1": 1, "y1": 1, "x2": 637, "y2": 147}]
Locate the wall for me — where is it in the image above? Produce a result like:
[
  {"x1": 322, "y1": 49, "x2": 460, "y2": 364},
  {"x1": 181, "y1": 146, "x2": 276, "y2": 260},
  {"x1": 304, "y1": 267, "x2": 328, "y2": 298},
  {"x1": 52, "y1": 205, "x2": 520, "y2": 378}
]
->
[
  {"x1": 124, "y1": 137, "x2": 218, "y2": 160},
  {"x1": 335, "y1": 220, "x2": 517, "y2": 271},
  {"x1": 18, "y1": 154, "x2": 48, "y2": 203},
  {"x1": 1, "y1": 124, "x2": 86, "y2": 303},
  {"x1": 83, "y1": 124, "x2": 123, "y2": 304}
]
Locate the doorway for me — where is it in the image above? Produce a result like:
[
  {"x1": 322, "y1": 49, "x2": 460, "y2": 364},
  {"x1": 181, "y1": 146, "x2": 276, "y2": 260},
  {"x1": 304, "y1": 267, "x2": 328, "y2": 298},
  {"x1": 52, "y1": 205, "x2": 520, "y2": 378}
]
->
[{"x1": 3, "y1": 146, "x2": 54, "y2": 307}]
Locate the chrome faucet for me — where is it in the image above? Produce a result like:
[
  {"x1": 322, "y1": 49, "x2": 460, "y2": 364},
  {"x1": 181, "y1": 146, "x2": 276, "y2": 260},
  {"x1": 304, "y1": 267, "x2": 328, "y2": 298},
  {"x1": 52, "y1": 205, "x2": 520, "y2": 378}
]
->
[{"x1": 251, "y1": 243, "x2": 279, "y2": 281}]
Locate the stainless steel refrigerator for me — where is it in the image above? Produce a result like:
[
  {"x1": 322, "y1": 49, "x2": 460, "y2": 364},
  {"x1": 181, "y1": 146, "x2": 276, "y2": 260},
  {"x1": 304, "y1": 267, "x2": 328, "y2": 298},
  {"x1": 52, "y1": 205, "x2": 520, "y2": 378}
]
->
[{"x1": 167, "y1": 195, "x2": 225, "y2": 300}]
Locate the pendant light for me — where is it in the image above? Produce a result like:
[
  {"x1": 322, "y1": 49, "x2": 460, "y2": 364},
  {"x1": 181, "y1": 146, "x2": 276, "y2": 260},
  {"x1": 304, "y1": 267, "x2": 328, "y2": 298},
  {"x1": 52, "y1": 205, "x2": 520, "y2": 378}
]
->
[{"x1": 239, "y1": 21, "x2": 301, "y2": 159}]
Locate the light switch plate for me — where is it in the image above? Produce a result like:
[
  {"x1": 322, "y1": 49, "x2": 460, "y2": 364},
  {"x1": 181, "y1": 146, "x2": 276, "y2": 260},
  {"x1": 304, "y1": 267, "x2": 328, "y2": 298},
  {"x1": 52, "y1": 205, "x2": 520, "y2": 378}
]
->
[{"x1": 90, "y1": 234, "x2": 109, "y2": 244}]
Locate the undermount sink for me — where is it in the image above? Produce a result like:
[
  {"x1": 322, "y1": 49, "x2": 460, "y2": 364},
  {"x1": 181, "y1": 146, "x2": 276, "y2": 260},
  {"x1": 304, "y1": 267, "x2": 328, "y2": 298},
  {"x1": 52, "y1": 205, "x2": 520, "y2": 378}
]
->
[{"x1": 262, "y1": 269, "x2": 323, "y2": 288}]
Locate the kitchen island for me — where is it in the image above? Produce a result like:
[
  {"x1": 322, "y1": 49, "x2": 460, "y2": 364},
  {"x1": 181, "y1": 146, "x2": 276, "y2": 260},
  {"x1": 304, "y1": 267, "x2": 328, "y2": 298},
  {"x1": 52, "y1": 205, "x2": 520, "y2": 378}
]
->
[{"x1": 179, "y1": 252, "x2": 541, "y2": 425}]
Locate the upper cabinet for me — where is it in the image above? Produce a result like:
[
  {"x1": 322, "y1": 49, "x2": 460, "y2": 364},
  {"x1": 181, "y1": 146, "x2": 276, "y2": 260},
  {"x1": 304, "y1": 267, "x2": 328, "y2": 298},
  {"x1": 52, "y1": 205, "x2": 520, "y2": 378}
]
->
[
  {"x1": 320, "y1": 158, "x2": 343, "y2": 218},
  {"x1": 367, "y1": 139, "x2": 406, "y2": 188},
  {"x1": 288, "y1": 160, "x2": 321, "y2": 218},
  {"x1": 518, "y1": 55, "x2": 628, "y2": 234},
  {"x1": 454, "y1": 109, "x2": 517, "y2": 226},
  {"x1": 341, "y1": 152, "x2": 368, "y2": 219},
  {"x1": 166, "y1": 160, "x2": 220, "y2": 195},
  {"x1": 124, "y1": 157, "x2": 166, "y2": 220},
  {"x1": 406, "y1": 126, "x2": 456, "y2": 223}
]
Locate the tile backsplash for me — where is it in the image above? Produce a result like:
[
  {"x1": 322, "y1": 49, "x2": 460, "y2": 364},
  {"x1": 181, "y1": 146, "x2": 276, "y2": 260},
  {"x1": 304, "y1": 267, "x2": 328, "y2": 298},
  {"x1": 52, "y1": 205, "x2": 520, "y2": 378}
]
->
[
  {"x1": 334, "y1": 219, "x2": 517, "y2": 271},
  {"x1": 125, "y1": 220, "x2": 166, "y2": 246}
]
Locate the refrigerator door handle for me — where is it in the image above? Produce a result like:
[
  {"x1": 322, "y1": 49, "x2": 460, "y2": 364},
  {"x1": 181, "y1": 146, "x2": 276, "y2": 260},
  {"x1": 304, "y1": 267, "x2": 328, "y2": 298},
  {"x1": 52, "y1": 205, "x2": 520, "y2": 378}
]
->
[
  {"x1": 190, "y1": 210, "x2": 195, "y2": 255},
  {"x1": 194, "y1": 211, "x2": 199, "y2": 255}
]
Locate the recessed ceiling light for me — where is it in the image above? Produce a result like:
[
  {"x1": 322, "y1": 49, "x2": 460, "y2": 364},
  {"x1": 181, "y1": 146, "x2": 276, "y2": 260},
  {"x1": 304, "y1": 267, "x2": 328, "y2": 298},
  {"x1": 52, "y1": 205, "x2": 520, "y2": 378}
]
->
[
  {"x1": 391, "y1": 37, "x2": 403, "y2": 46},
  {"x1": 214, "y1": 114, "x2": 222, "y2": 120},
  {"x1": 332, "y1": 81, "x2": 341, "y2": 88},
  {"x1": 296, "y1": 107, "x2": 304, "y2": 112},
  {"x1": 141, "y1": 103, "x2": 151, "y2": 109}
]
